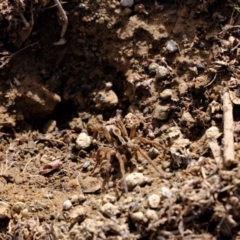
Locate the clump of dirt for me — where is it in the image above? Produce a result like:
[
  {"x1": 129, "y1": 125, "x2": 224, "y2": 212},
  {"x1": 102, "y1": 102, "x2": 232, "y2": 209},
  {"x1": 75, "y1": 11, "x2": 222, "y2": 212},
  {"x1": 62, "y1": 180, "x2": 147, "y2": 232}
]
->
[{"x1": 1, "y1": 0, "x2": 240, "y2": 239}]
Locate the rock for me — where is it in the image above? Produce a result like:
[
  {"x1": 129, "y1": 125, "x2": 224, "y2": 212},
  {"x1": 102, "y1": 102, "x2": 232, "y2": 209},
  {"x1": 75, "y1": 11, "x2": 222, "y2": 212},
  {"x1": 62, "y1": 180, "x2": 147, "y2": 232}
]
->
[
  {"x1": 148, "y1": 62, "x2": 160, "y2": 75},
  {"x1": 82, "y1": 160, "x2": 91, "y2": 169},
  {"x1": 123, "y1": 7, "x2": 132, "y2": 15},
  {"x1": 63, "y1": 199, "x2": 72, "y2": 211},
  {"x1": 101, "y1": 203, "x2": 120, "y2": 217},
  {"x1": 103, "y1": 194, "x2": 117, "y2": 203},
  {"x1": 0, "y1": 201, "x2": 11, "y2": 219},
  {"x1": 17, "y1": 75, "x2": 61, "y2": 118},
  {"x1": 69, "y1": 195, "x2": 86, "y2": 206},
  {"x1": 81, "y1": 176, "x2": 102, "y2": 193},
  {"x1": 145, "y1": 209, "x2": 158, "y2": 220},
  {"x1": 125, "y1": 172, "x2": 150, "y2": 188},
  {"x1": 69, "y1": 206, "x2": 87, "y2": 223},
  {"x1": 160, "y1": 89, "x2": 172, "y2": 100},
  {"x1": 76, "y1": 132, "x2": 92, "y2": 149},
  {"x1": 156, "y1": 66, "x2": 169, "y2": 79},
  {"x1": 42, "y1": 119, "x2": 56, "y2": 133},
  {"x1": 161, "y1": 186, "x2": 172, "y2": 198},
  {"x1": 153, "y1": 105, "x2": 171, "y2": 120},
  {"x1": 94, "y1": 90, "x2": 118, "y2": 110},
  {"x1": 130, "y1": 211, "x2": 144, "y2": 222},
  {"x1": 148, "y1": 194, "x2": 160, "y2": 209},
  {"x1": 178, "y1": 82, "x2": 188, "y2": 96},
  {"x1": 181, "y1": 111, "x2": 195, "y2": 123},
  {"x1": 166, "y1": 40, "x2": 179, "y2": 53},
  {"x1": 69, "y1": 117, "x2": 83, "y2": 131},
  {"x1": 121, "y1": 0, "x2": 134, "y2": 7},
  {"x1": 12, "y1": 202, "x2": 26, "y2": 214},
  {"x1": 148, "y1": 147, "x2": 159, "y2": 159}
]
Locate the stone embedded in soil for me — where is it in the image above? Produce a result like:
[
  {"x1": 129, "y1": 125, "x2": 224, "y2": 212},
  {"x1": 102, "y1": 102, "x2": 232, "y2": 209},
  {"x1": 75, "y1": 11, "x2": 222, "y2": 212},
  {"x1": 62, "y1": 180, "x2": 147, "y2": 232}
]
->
[
  {"x1": 148, "y1": 194, "x2": 160, "y2": 209},
  {"x1": 120, "y1": 0, "x2": 134, "y2": 7},
  {"x1": 125, "y1": 172, "x2": 150, "y2": 189},
  {"x1": 130, "y1": 211, "x2": 145, "y2": 222},
  {"x1": 156, "y1": 66, "x2": 169, "y2": 79},
  {"x1": 0, "y1": 201, "x2": 11, "y2": 219},
  {"x1": 94, "y1": 89, "x2": 118, "y2": 110},
  {"x1": 101, "y1": 203, "x2": 120, "y2": 217},
  {"x1": 161, "y1": 186, "x2": 172, "y2": 198},
  {"x1": 148, "y1": 62, "x2": 160, "y2": 75},
  {"x1": 17, "y1": 76, "x2": 61, "y2": 118},
  {"x1": 12, "y1": 202, "x2": 26, "y2": 214},
  {"x1": 63, "y1": 199, "x2": 73, "y2": 211},
  {"x1": 160, "y1": 89, "x2": 172, "y2": 100},
  {"x1": 166, "y1": 40, "x2": 179, "y2": 53},
  {"x1": 42, "y1": 119, "x2": 56, "y2": 133},
  {"x1": 178, "y1": 82, "x2": 188, "y2": 96},
  {"x1": 145, "y1": 209, "x2": 158, "y2": 220},
  {"x1": 152, "y1": 105, "x2": 171, "y2": 121},
  {"x1": 148, "y1": 147, "x2": 159, "y2": 159},
  {"x1": 76, "y1": 132, "x2": 92, "y2": 149},
  {"x1": 181, "y1": 111, "x2": 195, "y2": 125},
  {"x1": 69, "y1": 206, "x2": 87, "y2": 223}
]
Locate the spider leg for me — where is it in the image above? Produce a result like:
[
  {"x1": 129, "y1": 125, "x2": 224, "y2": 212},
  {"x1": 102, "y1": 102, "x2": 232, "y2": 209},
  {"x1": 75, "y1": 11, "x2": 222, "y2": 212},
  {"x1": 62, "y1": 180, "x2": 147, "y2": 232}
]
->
[
  {"x1": 133, "y1": 137, "x2": 167, "y2": 155},
  {"x1": 116, "y1": 153, "x2": 128, "y2": 193},
  {"x1": 133, "y1": 144, "x2": 165, "y2": 177},
  {"x1": 91, "y1": 147, "x2": 112, "y2": 175}
]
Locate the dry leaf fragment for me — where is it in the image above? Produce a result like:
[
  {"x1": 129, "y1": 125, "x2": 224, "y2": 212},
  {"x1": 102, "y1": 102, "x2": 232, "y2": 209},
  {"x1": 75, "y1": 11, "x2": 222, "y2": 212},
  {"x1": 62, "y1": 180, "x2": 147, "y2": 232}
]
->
[{"x1": 39, "y1": 159, "x2": 63, "y2": 175}]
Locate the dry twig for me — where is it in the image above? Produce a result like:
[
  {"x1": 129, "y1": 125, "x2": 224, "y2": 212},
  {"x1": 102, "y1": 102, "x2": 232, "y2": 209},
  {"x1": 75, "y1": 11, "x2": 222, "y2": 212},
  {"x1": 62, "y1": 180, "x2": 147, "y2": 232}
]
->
[{"x1": 221, "y1": 88, "x2": 235, "y2": 167}]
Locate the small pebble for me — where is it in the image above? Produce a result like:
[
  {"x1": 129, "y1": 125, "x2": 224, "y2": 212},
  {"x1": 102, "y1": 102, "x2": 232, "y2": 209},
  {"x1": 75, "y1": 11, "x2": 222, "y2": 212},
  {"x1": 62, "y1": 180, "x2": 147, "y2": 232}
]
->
[
  {"x1": 156, "y1": 66, "x2": 169, "y2": 79},
  {"x1": 130, "y1": 211, "x2": 144, "y2": 222},
  {"x1": 63, "y1": 199, "x2": 72, "y2": 211},
  {"x1": 125, "y1": 172, "x2": 149, "y2": 189},
  {"x1": 101, "y1": 203, "x2": 120, "y2": 217},
  {"x1": 0, "y1": 201, "x2": 11, "y2": 219},
  {"x1": 148, "y1": 62, "x2": 160, "y2": 75},
  {"x1": 148, "y1": 147, "x2": 159, "y2": 159},
  {"x1": 161, "y1": 186, "x2": 172, "y2": 198},
  {"x1": 76, "y1": 132, "x2": 92, "y2": 149},
  {"x1": 160, "y1": 89, "x2": 172, "y2": 100},
  {"x1": 12, "y1": 202, "x2": 26, "y2": 214},
  {"x1": 42, "y1": 119, "x2": 56, "y2": 133},
  {"x1": 98, "y1": 17, "x2": 105, "y2": 24},
  {"x1": 121, "y1": 0, "x2": 134, "y2": 7},
  {"x1": 148, "y1": 194, "x2": 160, "y2": 209},
  {"x1": 69, "y1": 206, "x2": 86, "y2": 223},
  {"x1": 178, "y1": 82, "x2": 188, "y2": 96},
  {"x1": 166, "y1": 40, "x2": 179, "y2": 53},
  {"x1": 153, "y1": 105, "x2": 171, "y2": 121},
  {"x1": 82, "y1": 160, "x2": 91, "y2": 169},
  {"x1": 145, "y1": 209, "x2": 158, "y2": 220},
  {"x1": 103, "y1": 194, "x2": 117, "y2": 203}
]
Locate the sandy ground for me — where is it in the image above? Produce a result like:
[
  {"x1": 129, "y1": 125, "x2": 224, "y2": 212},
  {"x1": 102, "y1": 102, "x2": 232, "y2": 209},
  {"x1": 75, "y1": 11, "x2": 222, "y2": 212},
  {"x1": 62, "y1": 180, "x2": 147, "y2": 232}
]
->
[{"x1": 0, "y1": 0, "x2": 240, "y2": 239}]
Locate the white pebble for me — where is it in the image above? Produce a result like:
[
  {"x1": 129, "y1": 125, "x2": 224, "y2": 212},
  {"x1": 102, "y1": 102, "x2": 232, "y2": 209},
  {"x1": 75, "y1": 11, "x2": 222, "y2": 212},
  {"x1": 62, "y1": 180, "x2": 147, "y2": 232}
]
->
[
  {"x1": 131, "y1": 211, "x2": 144, "y2": 222},
  {"x1": 146, "y1": 209, "x2": 158, "y2": 220},
  {"x1": 121, "y1": 0, "x2": 134, "y2": 7},
  {"x1": 148, "y1": 194, "x2": 160, "y2": 209},
  {"x1": 101, "y1": 203, "x2": 120, "y2": 217},
  {"x1": 125, "y1": 172, "x2": 149, "y2": 189},
  {"x1": 76, "y1": 132, "x2": 92, "y2": 149},
  {"x1": 160, "y1": 89, "x2": 172, "y2": 100},
  {"x1": 166, "y1": 40, "x2": 179, "y2": 53},
  {"x1": 63, "y1": 199, "x2": 72, "y2": 211},
  {"x1": 156, "y1": 66, "x2": 169, "y2": 79},
  {"x1": 161, "y1": 186, "x2": 172, "y2": 198}
]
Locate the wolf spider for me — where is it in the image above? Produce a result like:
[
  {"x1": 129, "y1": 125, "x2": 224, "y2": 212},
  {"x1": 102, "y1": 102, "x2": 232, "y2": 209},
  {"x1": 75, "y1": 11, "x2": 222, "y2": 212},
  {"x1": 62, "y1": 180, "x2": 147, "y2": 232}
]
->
[{"x1": 91, "y1": 114, "x2": 167, "y2": 192}]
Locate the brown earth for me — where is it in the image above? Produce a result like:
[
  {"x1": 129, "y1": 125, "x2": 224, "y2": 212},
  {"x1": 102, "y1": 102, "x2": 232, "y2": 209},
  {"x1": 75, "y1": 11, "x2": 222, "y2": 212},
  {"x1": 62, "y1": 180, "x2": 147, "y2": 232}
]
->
[{"x1": 0, "y1": 0, "x2": 240, "y2": 239}]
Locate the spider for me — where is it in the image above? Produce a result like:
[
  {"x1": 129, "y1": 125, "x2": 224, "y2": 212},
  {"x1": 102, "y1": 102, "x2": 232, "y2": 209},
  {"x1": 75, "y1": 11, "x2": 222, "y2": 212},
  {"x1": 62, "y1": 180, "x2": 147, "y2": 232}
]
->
[{"x1": 91, "y1": 114, "x2": 167, "y2": 192}]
